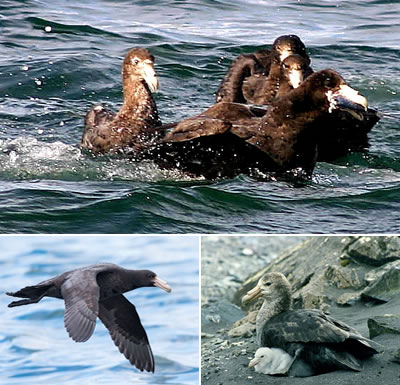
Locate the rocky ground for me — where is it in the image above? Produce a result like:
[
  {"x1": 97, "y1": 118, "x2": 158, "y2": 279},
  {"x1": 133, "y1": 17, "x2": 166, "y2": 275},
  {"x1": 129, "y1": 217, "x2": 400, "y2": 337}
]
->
[{"x1": 201, "y1": 236, "x2": 400, "y2": 385}]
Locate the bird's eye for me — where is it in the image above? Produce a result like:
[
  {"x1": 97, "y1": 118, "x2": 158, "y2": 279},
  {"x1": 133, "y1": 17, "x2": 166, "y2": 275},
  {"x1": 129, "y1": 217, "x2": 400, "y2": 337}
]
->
[
  {"x1": 324, "y1": 77, "x2": 336, "y2": 88},
  {"x1": 132, "y1": 58, "x2": 140, "y2": 65},
  {"x1": 265, "y1": 281, "x2": 272, "y2": 286}
]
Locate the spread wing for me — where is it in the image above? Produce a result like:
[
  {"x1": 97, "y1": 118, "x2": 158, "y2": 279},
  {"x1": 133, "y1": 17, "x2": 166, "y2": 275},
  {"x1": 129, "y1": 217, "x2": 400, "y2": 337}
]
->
[
  {"x1": 98, "y1": 294, "x2": 154, "y2": 372},
  {"x1": 61, "y1": 270, "x2": 100, "y2": 342}
]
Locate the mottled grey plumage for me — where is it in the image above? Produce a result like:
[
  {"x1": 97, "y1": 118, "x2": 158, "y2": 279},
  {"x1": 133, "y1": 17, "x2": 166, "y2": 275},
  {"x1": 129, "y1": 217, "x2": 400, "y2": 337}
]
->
[
  {"x1": 7, "y1": 263, "x2": 171, "y2": 372},
  {"x1": 242, "y1": 272, "x2": 381, "y2": 376}
]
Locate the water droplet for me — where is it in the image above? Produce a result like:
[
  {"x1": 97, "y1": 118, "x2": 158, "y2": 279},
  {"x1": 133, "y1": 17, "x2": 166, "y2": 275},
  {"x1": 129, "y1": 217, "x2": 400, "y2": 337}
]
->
[{"x1": 9, "y1": 150, "x2": 18, "y2": 163}]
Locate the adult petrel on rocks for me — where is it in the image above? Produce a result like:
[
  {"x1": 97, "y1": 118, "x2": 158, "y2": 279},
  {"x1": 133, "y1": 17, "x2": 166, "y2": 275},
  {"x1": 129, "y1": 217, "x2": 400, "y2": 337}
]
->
[
  {"x1": 243, "y1": 272, "x2": 381, "y2": 376},
  {"x1": 7, "y1": 263, "x2": 172, "y2": 372}
]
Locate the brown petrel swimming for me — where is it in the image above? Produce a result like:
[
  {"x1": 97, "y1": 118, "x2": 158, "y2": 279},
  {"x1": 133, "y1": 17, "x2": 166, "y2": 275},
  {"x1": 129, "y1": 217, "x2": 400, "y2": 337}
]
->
[
  {"x1": 153, "y1": 70, "x2": 370, "y2": 180},
  {"x1": 81, "y1": 48, "x2": 162, "y2": 155},
  {"x1": 215, "y1": 34, "x2": 312, "y2": 104},
  {"x1": 215, "y1": 35, "x2": 380, "y2": 161},
  {"x1": 7, "y1": 263, "x2": 172, "y2": 372}
]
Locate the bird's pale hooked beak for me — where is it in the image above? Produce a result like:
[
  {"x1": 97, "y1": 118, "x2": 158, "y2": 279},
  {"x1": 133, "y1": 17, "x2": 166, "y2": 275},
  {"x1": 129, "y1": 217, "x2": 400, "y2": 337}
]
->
[
  {"x1": 248, "y1": 356, "x2": 260, "y2": 368},
  {"x1": 279, "y1": 48, "x2": 293, "y2": 62},
  {"x1": 142, "y1": 61, "x2": 159, "y2": 93},
  {"x1": 153, "y1": 276, "x2": 172, "y2": 293},
  {"x1": 328, "y1": 84, "x2": 368, "y2": 119},
  {"x1": 288, "y1": 69, "x2": 303, "y2": 89},
  {"x1": 242, "y1": 283, "x2": 262, "y2": 304}
]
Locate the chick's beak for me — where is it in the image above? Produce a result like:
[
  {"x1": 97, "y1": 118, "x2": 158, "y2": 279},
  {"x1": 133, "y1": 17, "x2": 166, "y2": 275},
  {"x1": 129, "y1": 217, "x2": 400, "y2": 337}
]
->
[
  {"x1": 249, "y1": 357, "x2": 260, "y2": 368},
  {"x1": 153, "y1": 276, "x2": 172, "y2": 293}
]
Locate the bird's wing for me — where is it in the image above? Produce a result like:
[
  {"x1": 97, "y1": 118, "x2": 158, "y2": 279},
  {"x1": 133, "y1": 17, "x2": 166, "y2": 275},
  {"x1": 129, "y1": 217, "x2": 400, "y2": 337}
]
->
[
  {"x1": 98, "y1": 294, "x2": 154, "y2": 372},
  {"x1": 84, "y1": 105, "x2": 115, "y2": 131},
  {"x1": 61, "y1": 269, "x2": 100, "y2": 342},
  {"x1": 163, "y1": 116, "x2": 231, "y2": 142},
  {"x1": 264, "y1": 309, "x2": 352, "y2": 346}
]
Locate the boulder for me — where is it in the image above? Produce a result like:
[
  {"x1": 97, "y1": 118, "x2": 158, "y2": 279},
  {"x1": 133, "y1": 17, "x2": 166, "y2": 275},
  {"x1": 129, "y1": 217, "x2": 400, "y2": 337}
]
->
[
  {"x1": 346, "y1": 236, "x2": 400, "y2": 266},
  {"x1": 231, "y1": 236, "x2": 400, "y2": 339},
  {"x1": 362, "y1": 260, "x2": 400, "y2": 303},
  {"x1": 368, "y1": 315, "x2": 400, "y2": 339}
]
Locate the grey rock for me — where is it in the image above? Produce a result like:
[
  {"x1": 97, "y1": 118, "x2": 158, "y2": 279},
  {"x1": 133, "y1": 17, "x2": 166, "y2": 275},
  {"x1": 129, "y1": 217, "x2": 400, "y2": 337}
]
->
[
  {"x1": 202, "y1": 299, "x2": 244, "y2": 335},
  {"x1": 362, "y1": 261, "x2": 400, "y2": 302},
  {"x1": 324, "y1": 265, "x2": 363, "y2": 289},
  {"x1": 233, "y1": 237, "x2": 354, "y2": 309},
  {"x1": 392, "y1": 349, "x2": 400, "y2": 364},
  {"x1": 337, "y1": 292, "x2": 361, "y2": 306},
  {"x1": 368, "y1": 315, "x2": 400, "y2": 339},
  {"x1": 346, "y1": 236, "x2": 400, "y2": 267},
  {"x1": 228, "y1": 320, "x2": 255, "y2": 338},
  {"x1": 234, "y1": 237, "x2": 369, "y2": 313},
  {"x1": 202, "y1": 236, "x2": 308, "y2": 304}
]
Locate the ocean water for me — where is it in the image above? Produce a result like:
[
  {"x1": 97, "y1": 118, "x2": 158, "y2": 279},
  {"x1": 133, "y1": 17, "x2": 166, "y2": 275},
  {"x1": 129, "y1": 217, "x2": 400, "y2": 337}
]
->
[
  {"x1": 0, "y1": 0, "x2": 399, "y2": 233},
  {"x1": 0, "y1": 235, "x2": 199, "y2": 384}
]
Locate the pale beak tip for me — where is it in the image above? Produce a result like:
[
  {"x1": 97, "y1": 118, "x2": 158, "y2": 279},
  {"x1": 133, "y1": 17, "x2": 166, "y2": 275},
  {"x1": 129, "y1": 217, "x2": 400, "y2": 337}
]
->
[{"x1": 154, "y1": 277, "x2": 172, "y2": 293}]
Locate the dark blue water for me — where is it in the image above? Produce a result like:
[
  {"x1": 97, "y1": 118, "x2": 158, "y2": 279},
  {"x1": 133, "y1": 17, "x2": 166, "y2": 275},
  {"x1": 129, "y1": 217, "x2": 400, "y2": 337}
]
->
[
  {"x1": 0, "y1": 235, "x2": 199, "y2": 384},
  {"x1": 0, "y1": 0, "x2": 399, "y2": 233}
]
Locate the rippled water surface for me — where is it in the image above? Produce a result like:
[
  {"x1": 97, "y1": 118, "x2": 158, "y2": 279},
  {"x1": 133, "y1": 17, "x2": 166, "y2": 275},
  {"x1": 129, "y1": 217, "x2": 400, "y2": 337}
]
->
[
  {"x1": 0, "y1": 235, "x2": 199, "y2": 384},
  {"x1": 0, "y1": 0, "x2": 399, "y2": 233}
]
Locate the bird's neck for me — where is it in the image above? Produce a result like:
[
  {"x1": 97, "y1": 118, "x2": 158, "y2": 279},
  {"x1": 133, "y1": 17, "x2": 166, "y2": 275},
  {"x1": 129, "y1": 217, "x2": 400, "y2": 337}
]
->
[
  {"x1": 116, "y1": 77, "x2": 159, "y2": 128},
  {"x1": 268, "y1": 61, "x2": 281, "y2": 80},
  {"x1": 219, "y1": 57, "x2": 257, "y2": 103},
  {"x1": 256, "y1": 295, "x2": 291, "y2": 345}
]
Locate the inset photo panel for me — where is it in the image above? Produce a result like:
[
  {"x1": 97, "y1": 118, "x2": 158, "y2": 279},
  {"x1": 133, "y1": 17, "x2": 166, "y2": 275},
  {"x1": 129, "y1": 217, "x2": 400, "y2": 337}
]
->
[
  {"x1": 201, "y1": 235, "x2": 400, "y2": 384},
  {"x1": 1, "y1": 235, "x2": 199, "y2": 384}
]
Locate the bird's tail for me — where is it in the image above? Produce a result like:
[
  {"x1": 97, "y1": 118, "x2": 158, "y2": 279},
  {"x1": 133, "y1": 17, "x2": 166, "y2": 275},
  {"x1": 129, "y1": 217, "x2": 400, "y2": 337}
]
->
[{"x1": 301, "y1": 344, "x2": 362, "y2": 373}]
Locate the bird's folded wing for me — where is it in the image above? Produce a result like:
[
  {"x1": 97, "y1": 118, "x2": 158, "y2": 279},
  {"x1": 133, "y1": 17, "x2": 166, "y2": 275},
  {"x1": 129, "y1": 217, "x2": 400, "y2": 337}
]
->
[
  {"x1": 266, "y1": 310, "x2": 350, "y2": 345},
  {"x1": 163, "y1": 117, "x2": 231, "y2": 142},
  {"x1": 98, "y1": 294, "x2": 154, "y2": 372}
]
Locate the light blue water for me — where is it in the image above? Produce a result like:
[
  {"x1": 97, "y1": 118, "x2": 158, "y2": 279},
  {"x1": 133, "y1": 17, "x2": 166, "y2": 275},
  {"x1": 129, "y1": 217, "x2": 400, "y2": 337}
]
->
[{"x1": 0, "y1": 235, "x2": 199, "y2": 384}]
